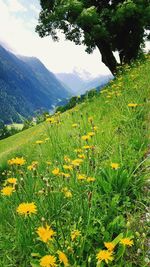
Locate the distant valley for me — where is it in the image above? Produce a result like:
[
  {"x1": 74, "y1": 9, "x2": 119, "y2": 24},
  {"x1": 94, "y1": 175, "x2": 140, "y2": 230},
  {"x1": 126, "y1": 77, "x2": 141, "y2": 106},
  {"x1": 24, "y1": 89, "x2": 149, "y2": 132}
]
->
[
  {"x1": 0, "y1": 45, "x2": 69, "y2": 124},
  {"x1": 56, "y1": 70, "x2": 112, "y2": 95},
  {"x1": 0, "y1": 44, "x2": 112, "y2": 125}
]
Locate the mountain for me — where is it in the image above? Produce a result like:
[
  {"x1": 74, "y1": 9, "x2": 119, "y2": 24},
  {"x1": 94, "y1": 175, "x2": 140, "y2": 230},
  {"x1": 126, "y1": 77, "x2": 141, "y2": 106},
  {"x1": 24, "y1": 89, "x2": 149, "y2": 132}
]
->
[
  {"x1": 56, "y1": 70, "x2": 113, "y2": 95},
  {"x1": 0, "y1": 45, "x2": 69, "y2": 124}
]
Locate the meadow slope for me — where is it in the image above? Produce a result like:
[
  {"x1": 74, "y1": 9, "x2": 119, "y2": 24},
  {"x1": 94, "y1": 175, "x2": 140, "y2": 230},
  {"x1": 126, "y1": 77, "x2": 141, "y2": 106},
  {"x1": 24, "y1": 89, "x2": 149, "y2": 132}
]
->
[{"x1": 0, "y1": 57, "x2": 150, "y2": 267}]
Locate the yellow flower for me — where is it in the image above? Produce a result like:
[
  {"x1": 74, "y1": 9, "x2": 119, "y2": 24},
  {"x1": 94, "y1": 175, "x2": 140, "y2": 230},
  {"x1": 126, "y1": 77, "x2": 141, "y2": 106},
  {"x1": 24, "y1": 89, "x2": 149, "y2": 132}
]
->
[
  {"x1": 64, "y1": 191, "x2": 72, "y2": 198},
  {"x1": 87, "y1": 177, "x2": 96, "y2": 182},
  {"x1": 37, "y1": 224, "x2": 56, "y2": 243},
  {"x1": 93, "y1": 126, "x2": 98, "y2": 132},
  {"x1": 27, "y1": 161, "x2": 38, "y2": 171},
  {"x1": 61, "y1": 173, "x2": 71, "y2": 179},
  {"x1": 46, "y1": 161, "x2": 52, "y2": 165},
  {"x1": 40, "y1": 255, "x2": 57, "y2": 267},
  {"x1": 128, "y1": 103, "x2": 138, "y2": 108},
  {"x1": 120, "y1": 237, "x2": 134, "y2": 246},
  {"x1": 81, "y1": 135, "x2": 90, "y2": 141},
  {"x1": 77, "y1": 174, "x2": 86, "y2": 180},
  {"x1": 36, "y1": 140, "x2": 44, "y2": 145},
  {"x1": 63, "y1": 165, "x2": 73, "y2": 171},
  {"x1": 71, "y1": 159, "x2": 83, "y2": 167},
  {"x1": 52, "y1": 168, "x2": 60, "y2": 175},
  {"x1": 72, "y1": 123, "x2": 78, "y2": 128},
  {"x1": 46, "y1": 117, "x2": 55, "y2": 124},
  {"x1": 27, "y1": 165, "x2": 34, "y2": 171},
  {"x1": 71, "y1": 230, "x2": 81, "y2": 241},
  {"x1": 78, "y1": 154, "x2": 86, "y2": 159},
  {"x1": 17, "y1": 202, "x2": 37, "y2": 216},
  {"x1": 88, "y1": 116, "x2": 93, "y2": 123},
  {"x1": 64, "y1": 156, "x2": 71, "y2": 163},
  {"x1": 104, "y1": 242, "x2": 115, "y2": 251},
  {"x1": 88, "y1": 132, "x2": 95, "y2": 137},
  {"x1": 1, "y1": 186, "x2": 15, "y2": 196},
  {"x1": 6, "y1": 177, "x2": 17, "y2": 185},
  {"x1": 96, "y1": 250, "x2": 114, "y2": 264},
  {"x1": 8, "y1": 157, "x2": 26, "y2": 166},
  {"x1": 110, "y1": 163, "x2": 120, "y2": 170},
  {"x1": 57, "y1": 251, "x2": 69, "y2": 266}
]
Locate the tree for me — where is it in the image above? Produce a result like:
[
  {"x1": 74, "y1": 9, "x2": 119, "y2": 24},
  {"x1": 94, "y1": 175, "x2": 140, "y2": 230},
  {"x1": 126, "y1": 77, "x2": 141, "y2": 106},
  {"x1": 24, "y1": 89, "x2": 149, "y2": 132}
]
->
[{"x1": 36, "y1": 0, "x2": 150, "y2": 74}]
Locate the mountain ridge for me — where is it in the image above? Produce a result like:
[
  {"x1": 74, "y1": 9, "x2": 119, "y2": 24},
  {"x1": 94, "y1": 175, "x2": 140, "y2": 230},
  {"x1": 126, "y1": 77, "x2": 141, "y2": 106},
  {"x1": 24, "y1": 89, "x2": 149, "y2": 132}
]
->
[{"x1": 0, "y1": 45, "x2": 69, "y2": 124}]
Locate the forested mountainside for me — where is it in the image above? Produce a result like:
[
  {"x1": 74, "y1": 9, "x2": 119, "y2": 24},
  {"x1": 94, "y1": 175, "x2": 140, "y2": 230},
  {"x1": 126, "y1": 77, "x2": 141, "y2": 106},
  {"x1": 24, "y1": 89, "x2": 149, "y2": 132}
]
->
[{"x1": 0, "y1": 45, "x2": 69, "y2": 124}]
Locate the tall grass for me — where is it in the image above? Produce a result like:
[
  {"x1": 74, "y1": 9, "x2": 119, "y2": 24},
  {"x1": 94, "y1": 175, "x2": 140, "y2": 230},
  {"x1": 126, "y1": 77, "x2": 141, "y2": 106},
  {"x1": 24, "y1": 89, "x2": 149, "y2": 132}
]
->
[{"x1": 0, "y1": 56, "x2": 150, "y2": 266}]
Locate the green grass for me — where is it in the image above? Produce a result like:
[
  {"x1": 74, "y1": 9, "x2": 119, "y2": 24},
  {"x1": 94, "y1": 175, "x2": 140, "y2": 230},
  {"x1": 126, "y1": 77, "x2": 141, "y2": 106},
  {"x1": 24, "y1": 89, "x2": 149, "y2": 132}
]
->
[{"x1": 0, "y1": 57, "x2": 150, "y2": 267}]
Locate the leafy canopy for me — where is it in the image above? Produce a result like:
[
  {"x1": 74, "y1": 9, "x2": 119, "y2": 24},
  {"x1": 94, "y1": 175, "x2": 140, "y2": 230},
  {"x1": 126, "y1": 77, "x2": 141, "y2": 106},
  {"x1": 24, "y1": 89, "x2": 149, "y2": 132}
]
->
[{"x1": 36, "y1": 0, "x2": 150, "y2": 73}]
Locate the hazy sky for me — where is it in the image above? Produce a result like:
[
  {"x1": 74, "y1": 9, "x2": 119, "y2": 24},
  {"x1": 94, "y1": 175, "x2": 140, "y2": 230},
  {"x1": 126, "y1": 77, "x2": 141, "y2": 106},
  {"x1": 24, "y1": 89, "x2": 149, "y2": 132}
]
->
[{"x1": 0, "y1": 0, "x2": 112, "y2": 78}]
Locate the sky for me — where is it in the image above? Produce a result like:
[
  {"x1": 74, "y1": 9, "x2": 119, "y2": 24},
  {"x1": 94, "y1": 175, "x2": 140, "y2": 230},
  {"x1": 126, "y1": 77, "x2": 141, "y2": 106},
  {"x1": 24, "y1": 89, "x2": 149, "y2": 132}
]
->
[
  {"x1": 0, "y1": 0, "x2": 112, "y2": 78},
  {"x1": 0, "y1": 0, "x2": 149, "y2": 78}
]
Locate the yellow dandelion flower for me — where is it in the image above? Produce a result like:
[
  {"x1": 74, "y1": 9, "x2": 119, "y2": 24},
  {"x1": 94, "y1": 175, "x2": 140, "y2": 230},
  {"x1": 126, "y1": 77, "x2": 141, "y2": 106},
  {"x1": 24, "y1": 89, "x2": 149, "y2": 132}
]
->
[
  {"x1": 37, "y1": 224, "x2": 56, "y2": 243},
  {"x1": 27, "y1": 165, "x2": 34, "y2": 171},
  {"x1": 46, "y1": 161, "x2": 52, "y2": 165},
  {"x1": 120, "y1": 237, "x2": 134, "y2": 246},
  {"x1": 1, "y1": 186, "x2": 15, "y2": 196},
  {"x1": 128, "y1": 103, "x2": 138, "y2": 108},
  {"x1": 46, "y1": 117, "x2": 55, "y2": 123},
  {"x1": 16, "y1": 202, "x2": 37, "y2": 216},
  {"x1": 57, "y1": 251, "x2": 69, "y2": 266},
  {"x1": 104, "y1": 242, "x2": 115, "y2": 251},
  {"x1": 78, "y1": 154, "x2": 86, "y2": 159},
  {"x1": 64, "y1": 156, "x2": 71, "y2": 163},
  {"x1": 72, "y1": 123, "x2": 78, "y2": 128},
  {"x1": 77, "y1": 174, "x2": 86, "y2": 180},
  {"x1": 88, "y1": 116, "x2": 93, "y2": 123},
  {"x1": 61, "y1": 187, "x2": 68, "y2": 193},
  {"x1": 8, "y1": 157, "x2": 26, "y2": 166},
  {"x1": 110, "y1": 163, "x2": 120, "y2": 170},
  {"x1": 87, "y1": 177, "x2": 96, "y2": 182},
  {"x1": 6, "y1": 177, "x2": 17, "y2": 185},
  {"x1": 71, "y1": 159, "x2": 83, "y2": 167},
  {"x1": 36, "y1": 140, "x2": 44, "y2": 145},
  {"x1": 71, "y1": 230, "x2": 81, "y2": 241},
  {"x1": 81, "y1": 135, "x2": 90, "y2": 141},
  {"x1": 40, "y1": 255, "x2": 57, "y2": 267},
  {"x1": 64, "y1": 191, "x2": 72, "y2": 198},
  {"x1": 88, "y1": 132, "x2": 95, "y2": 137},
  {"x1": 96, "y1": 250, "x2": 114, "y2": 264},
  {"x1": 61, "y1": 173, "x2": 71, "y2": 179},
  {"x1": 63, "y1": 165, "x2": 73, "y2": 171},
  {"x1": 93, "y1": 126, "x2": 98, "y2": 131},
  {"x1": 52, "y1": 168, "x2": 60, "y2": 175}
]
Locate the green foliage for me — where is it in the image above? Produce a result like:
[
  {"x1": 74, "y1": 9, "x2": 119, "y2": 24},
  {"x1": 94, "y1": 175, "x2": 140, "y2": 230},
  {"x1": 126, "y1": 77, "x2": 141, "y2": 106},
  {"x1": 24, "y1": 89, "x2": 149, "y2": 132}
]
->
[{"x1": 37, "y1": 0, "x2": 150, "y2": 73}]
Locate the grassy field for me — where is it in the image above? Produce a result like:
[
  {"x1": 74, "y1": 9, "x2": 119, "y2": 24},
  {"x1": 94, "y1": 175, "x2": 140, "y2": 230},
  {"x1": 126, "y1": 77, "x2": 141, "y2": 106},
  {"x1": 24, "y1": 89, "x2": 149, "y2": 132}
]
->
[
  {"x1": 0, "y1": 56, "x2": 150, "y2": 267},
  {"x1": 7, "y1": 123, "x2": 24, "y2": 130}
]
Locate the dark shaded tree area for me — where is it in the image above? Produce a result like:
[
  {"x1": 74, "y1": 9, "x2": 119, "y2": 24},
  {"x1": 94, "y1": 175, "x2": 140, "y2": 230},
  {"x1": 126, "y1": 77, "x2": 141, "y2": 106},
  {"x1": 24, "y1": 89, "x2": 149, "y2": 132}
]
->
[{"x1": 36, "y1": 0, "x2": 150, "y2": 74}]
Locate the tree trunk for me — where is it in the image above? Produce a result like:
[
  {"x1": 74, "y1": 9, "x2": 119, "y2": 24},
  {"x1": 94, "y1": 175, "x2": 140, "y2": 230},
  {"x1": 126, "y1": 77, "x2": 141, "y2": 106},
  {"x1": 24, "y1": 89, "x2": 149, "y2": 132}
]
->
[{"x1": 96, "y1": 40, "x2": 117, "y2": 75}]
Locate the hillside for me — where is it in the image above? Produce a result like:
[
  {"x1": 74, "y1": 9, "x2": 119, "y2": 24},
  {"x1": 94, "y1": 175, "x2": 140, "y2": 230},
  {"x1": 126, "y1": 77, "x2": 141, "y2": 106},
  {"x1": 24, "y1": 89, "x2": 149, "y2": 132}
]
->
[
  {"x1": 0, "y1": 56, "x2": 150, "y2": 266},
  {"x1": 0, "y1": 45, "x2": 69, "y2": 124}
]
